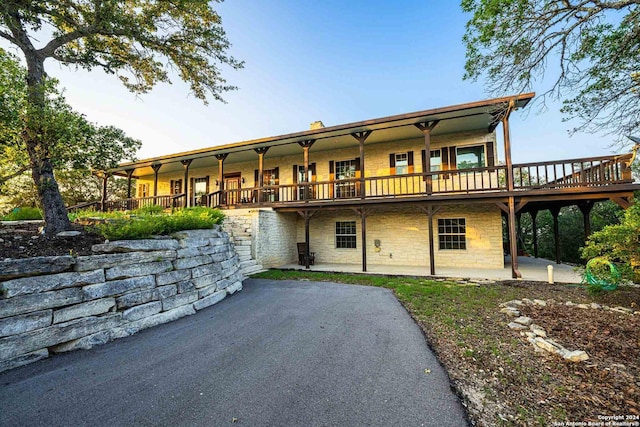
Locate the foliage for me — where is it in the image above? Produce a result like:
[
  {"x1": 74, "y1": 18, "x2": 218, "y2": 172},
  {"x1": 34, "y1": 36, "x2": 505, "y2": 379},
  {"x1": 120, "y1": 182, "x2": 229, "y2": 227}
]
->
[
  {"x1": 581, "y1": 201, "x2": 640, "y2": 283},
  {"x1": 1, "y1": 206, "x2": 43, "y2": 221},
  {"x1": 75, "y1": 207, "x2": 225, "y2": 240},
  {"x1": 462, "y1": 0, "x2": 640, "y2": 143},
  {"x1": 0, "y1": 1, "x2": 242, "y2": 232}
]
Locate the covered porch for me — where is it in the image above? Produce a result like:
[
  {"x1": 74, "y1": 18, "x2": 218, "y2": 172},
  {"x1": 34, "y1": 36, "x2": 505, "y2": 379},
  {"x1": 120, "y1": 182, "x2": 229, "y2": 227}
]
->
[{"x1": 278, "y1": 255, "x2": 583, "y2": 284}]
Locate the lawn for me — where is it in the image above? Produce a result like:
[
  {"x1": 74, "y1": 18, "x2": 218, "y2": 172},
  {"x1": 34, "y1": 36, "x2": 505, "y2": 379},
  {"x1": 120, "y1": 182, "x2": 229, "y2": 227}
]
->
[{"x1": 251, "y1": 269, "x2": 640, "y2": 426}]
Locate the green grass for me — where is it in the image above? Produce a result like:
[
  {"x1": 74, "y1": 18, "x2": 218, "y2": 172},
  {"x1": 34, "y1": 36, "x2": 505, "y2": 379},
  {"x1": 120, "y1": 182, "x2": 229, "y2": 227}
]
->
[
  {"x1": 2, "y1": 207, "x2": 43, "y2": 221},
  {"x1": 71, "y1": 206, "x2": 225, "y2": 240}
]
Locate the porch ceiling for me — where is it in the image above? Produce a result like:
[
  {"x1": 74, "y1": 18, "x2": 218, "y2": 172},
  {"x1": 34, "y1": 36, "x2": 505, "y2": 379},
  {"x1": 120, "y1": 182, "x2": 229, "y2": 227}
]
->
[{"x1": 111, "y1": 93, "x2": 534, "y2": 177}]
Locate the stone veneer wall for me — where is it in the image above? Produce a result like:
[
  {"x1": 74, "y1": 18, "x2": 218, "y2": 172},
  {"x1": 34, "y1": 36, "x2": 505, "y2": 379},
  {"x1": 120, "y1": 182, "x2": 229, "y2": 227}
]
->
[{"x1": 0, "y1": 227, "x2": 243, "y2": 373}]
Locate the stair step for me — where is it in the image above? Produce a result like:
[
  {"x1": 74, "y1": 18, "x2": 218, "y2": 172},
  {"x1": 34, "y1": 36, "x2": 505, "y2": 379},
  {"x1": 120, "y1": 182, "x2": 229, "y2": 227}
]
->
[
  {"x1": 239, "y1": 259, "x2": 258, "y2": 269},
  {"x1": 242, "y1": 265, "x2": 266, "y2": 276}
]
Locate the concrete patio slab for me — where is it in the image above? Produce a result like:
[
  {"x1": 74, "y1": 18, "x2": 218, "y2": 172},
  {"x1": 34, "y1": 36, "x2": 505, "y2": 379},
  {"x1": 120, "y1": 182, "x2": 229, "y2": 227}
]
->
[{"x1": 280, "y1": 256, "x2": 584, "y2": 283}]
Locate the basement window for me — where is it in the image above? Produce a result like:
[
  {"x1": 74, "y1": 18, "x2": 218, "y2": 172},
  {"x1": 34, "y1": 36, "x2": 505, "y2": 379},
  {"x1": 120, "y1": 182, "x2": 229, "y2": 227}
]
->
[
  {"x1": 438, "y1": 218, "x2": 466, "y2": 250},
  {"x1": 336, "y1": 221, "x2": 356, "y2": 249}
]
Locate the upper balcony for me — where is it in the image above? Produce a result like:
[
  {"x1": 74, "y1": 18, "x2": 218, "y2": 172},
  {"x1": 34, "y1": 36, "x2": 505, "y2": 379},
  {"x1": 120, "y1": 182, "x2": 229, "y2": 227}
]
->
[{"x1": 97, "y1": 152, "x2": 636, "y2": 212}]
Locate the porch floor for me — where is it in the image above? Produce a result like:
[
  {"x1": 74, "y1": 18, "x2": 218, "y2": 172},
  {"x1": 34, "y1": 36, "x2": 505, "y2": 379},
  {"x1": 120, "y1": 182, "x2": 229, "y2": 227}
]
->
[{"x1": 278, "y1": 256, "x2": 584, "y2": 284}]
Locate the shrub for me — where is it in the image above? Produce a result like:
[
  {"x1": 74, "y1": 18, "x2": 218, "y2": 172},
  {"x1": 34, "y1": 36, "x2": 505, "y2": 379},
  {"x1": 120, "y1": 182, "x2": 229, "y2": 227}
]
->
[
  {"x1": 90, "y1": 207, "x2": 224, "y2": 240},
  {"x1": 2, "y1": 207, "x2": 43, "y2": 221},
  {"x1": 581, "y1": 201, "x2": 640, "y2": 283}
]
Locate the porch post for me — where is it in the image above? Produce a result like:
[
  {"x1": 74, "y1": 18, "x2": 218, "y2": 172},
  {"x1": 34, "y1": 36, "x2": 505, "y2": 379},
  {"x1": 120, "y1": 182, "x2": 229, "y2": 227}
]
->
[
  {"x1": 215, "y1": 153, "x2": 228, "y2": 204},
  {"x1": 151, "y1": 163, "x2": 162, "y2": 199},
  {"x1": 550, "y1": 206, "x2": 561, "y2": 264},
  {"x1": 181, "y1": 159, "x2": 192, "y2": 207},
  {"x1": 125, "y1": 168, "x2": 135, "y2": 210},
  {"x1": 501, "y1": 100, "x2": 521, "y2": 278},
  {"x1": 578, "y1": 201, "x2": 594, "y2": 242},
  {"x1": 298, "y1": 140, "x2": 315, "y2": 200},
  {"x1": 352, "y1": 207, "x2": 371, "y2": 272},
  {"x1": 415, "y1": 121, "x2": 440, "y2": 195},
  {"x1": 530, "y1": 209, "x2": 539, "y2": 258},
  {"x1": 350, "y1": 131, "x2": 372, "y2": 199},
  {"x1": 428, "y1": 205, "x2": 436, "y2": 275},
  {"x1": 255, "y1": 147, "x2": 269, "y2": 203}
]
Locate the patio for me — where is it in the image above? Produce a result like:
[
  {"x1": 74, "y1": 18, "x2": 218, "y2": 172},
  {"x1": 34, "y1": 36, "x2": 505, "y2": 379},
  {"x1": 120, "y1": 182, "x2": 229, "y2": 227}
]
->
[{"x1": 280, "y1": 255, "x2": 584, "y2": 284}]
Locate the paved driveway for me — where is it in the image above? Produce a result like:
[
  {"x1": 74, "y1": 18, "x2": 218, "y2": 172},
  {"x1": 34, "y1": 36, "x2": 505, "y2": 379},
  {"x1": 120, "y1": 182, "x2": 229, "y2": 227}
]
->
[{"x1": 0, "y1": 279, "x2": 468, "y2": 426}]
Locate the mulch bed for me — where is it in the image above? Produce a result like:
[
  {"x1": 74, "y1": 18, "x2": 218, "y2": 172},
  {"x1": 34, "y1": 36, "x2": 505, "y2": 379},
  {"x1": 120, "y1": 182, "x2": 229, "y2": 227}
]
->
[{"x1": 0, "y1": 222, "x2": 104, "y2": 259}]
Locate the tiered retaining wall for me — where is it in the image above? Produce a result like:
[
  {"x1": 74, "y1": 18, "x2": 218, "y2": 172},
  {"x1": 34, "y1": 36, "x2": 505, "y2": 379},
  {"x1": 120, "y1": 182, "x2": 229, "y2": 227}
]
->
[{"x1": 0, "y1": 227, "x2": 243, "y2": 373}]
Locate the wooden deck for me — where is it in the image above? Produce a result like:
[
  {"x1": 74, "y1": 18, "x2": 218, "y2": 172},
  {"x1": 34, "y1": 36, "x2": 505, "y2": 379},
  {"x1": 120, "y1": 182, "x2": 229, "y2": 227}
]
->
[{"x1": 89, "y1": 153, "x2": 636, "y2": 212}]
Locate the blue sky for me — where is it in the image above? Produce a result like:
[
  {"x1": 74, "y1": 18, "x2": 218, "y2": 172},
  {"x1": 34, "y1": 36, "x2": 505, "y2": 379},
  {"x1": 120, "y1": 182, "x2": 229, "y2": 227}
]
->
[{"x1": 13, "y1": 1, "x2": 624, "y2": 162}]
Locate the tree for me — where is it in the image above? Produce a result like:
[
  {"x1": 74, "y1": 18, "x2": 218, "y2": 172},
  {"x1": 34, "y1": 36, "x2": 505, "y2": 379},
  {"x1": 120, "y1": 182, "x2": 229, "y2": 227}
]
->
[
  {"x1": 0, "y1": 48, "x2": 140, "y2": 213},
  {"x1": 0, "y1": 1, "x2": 242, "y2": 233},
  {"x1": 462, "y1": 0, "x2": 640, "y2": 142},
  {"x1": 582, "y1": 200, "x2": 640, "y2": 283}
]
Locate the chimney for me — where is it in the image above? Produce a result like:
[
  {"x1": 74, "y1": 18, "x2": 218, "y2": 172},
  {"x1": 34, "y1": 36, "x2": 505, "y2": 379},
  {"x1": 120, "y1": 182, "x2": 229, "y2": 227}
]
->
[{"x1": 310, "y1": 121, "x2": 325, "y2": 130}]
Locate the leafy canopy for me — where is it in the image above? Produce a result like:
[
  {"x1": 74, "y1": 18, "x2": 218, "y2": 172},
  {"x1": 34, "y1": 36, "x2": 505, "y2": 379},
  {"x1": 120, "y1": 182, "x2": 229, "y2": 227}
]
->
[
  {"x1": 0, "y1": 48, "x2": 141, "y2": 177},
  {"x1": 0, "y1": 0, "x2": 243, "y2": 103},
  {"x1": 462, "y1": 0, "x2": 640, "y2": 143}
]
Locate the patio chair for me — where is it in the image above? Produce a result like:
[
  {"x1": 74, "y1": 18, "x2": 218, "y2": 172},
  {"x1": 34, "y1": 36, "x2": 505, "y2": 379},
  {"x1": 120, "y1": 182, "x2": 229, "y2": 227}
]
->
[{"x1": 297, "y1": 242, "x2": 315, "y2": 265}]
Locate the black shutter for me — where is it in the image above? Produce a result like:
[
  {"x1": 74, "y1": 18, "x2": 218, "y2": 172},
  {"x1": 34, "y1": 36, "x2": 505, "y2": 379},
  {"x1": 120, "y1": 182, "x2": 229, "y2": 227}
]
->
[
  {"x1": 329, "y1": 161, "x2": 334, "y2": 179},
  {"x1": 293, "y1": 165, "x2": 298, "y2": 183},
  {"x1": 486, "y1": 141, "x2": 495, "y2": 167},
  {"x1": 354, "y1": 157, "x2": 361, "y2": 177},
  {"x1": 442, "y1": 147, "x2": 450, "y2": 170},
  {"x1": 421, "y1": 150, "x2": 427, "y2": 181},
  {"x1": 389, "y1": 153, "x2": 396, "y2": 175},
  {"x1": 449, "y1": 147, "x2": 457, "y2": 170},
  {"x1": 408, "y1": 151, "x2": 414, "y2": 173},
  {"x1": 310, "y1": 163, "x2": 316, "y2": 179},
  {"x1": 274, "y1": 167, "x2": 279, "y2": 184},
  {"x1": 254, "y1": 169, "x2": 259, "y2": 186}
]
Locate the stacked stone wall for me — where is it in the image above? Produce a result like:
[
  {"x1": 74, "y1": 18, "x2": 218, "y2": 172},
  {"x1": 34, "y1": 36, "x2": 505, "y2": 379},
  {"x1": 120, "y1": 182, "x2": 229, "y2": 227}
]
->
[{"x1": 0, "y1": 227, "x2": 243, "y2": 373}]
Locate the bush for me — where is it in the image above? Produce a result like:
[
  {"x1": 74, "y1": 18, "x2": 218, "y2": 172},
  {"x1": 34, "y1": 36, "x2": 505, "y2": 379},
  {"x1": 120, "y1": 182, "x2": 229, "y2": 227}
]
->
[
  {"x1": 89, "y1": 207, "x2": 225, "y2": 240},
  {"x1": 2, "y1": 207, "x2": 43, "y2": 221},
  {"x1": 581, "y1": 201, "x2": 640, "y2": 283}
]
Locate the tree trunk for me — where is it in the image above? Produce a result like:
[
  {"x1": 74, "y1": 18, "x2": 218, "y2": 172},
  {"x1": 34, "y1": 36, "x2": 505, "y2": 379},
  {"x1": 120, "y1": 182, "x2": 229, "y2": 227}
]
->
[{"x1": 24, "y1": 55, "x2": 71, "y2": 234}]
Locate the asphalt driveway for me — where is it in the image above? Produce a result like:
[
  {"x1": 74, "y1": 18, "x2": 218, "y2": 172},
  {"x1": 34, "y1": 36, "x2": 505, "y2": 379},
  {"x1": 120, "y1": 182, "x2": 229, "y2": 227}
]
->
[{"x1": 0, "y1": 279, "x2": 468, "y2": 426}]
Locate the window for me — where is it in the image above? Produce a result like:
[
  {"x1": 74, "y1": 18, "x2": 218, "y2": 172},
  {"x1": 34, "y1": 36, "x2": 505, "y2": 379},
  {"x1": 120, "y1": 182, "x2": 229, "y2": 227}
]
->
[
  {"x1": 456, "y1": 146, "x2": 485, "y2": 169},
  {"x1": 336, "y1": 221, "x2": 356, "y2": 249},
  {"x1": 438, "y1": 218, "x2": 466, "y2": 250},
  {"x1": 335, "y1": 160, "x2": 357, "y2": 198},
  {"x1": 170, "y1": 179, "x2": 182, "y2": 195},
  {"x1": 395, "y1": 153, "x2": 408, "y2": 175},
  {"x1": 138, "y1": 183, "x2": 149, "y2": 198},
  {"x1": 430, "y1": 150, "x2": 442, "y2": 172}
]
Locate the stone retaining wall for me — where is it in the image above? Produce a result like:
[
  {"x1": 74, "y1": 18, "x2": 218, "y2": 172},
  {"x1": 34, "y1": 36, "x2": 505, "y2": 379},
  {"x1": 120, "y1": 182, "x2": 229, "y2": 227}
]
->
[{"x1": 0, "y1": 227, "x2": 244, "y2": 373}]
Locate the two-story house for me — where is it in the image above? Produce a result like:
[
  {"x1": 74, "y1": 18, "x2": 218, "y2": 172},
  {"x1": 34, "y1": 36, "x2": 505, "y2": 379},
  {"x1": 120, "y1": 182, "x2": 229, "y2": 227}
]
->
[{"x1": 94, "y1": 93, "x2": 639, "y2": 278}]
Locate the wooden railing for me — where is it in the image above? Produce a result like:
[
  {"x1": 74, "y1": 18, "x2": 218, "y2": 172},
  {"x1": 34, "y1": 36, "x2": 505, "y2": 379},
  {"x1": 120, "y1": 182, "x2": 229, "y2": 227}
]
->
[
  {"x1": 512, "y1": 154, "x2": 633, "y2": 189},
  {"x1": 96, "y1": 154, "x2": 635, "y2": 210}
]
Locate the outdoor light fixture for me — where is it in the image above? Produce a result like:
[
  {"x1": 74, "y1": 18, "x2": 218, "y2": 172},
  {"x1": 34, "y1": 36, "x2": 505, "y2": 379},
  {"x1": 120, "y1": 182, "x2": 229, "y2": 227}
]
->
[
  {"x1": 214, "y1": 179, "x2": 219, "y2": 186},
  {"x1": 241, "y1": 177, "x2": 245, "y2": 184}
]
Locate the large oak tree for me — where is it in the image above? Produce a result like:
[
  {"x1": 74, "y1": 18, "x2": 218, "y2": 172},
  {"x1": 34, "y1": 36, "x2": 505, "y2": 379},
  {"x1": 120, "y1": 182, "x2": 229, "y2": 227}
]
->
[
  {"x1": 462, "y1": 0, "x2": 639, "y2": 143},
  {"x1": 0, "y1": 1, "x2": 242, "y2": 233}
]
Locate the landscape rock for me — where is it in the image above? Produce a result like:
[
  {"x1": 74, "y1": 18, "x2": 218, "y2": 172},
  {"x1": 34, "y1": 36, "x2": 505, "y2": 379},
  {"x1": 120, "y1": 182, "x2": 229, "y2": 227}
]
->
[
  {"x1": 92, "y1": 239, "x2": 180, "y2": 253},
  {"x1": 53, "y1": 298, "x2": 116, "y2": 324},
  {"x1": 50, "y1": 330, "x2": 112, "y2": 353},
  {"x1": 563, "y1": 350, "x2": 589, "y2": 362},
  {"x1": 0, "y1": 288, "x2": 83, "y2": 319},
  {"x1": 0, "y1": 255, "x2": 75, "y2": 280},
  {"x1": 0, "y1": 269, "x2": 105, "y2": 298},
  {"x1": 514, "y1": 316, "x2": 533, "y2": 326},
  {"x1": 193, "y1": 290, "x2": 226, "y2": 311},
  {"x1": 56, "y1": 231, "x2": 82, "y2": 237},
  {"x1": 82, "y1": 275, "x2": 156, "y2": 300},
  {"x1": 162, "y1": 291, "x2": 198, "y2": 311},
  {"x1": 0, "y1": 349, "x2": 49, "y2": 374},
  {"x1": 500, "y1": 307, "x2": 520, "y2": 317},
  {"x1": 226, "y1": 281, "x2": 242, "y2": 295},
  {"x1": 532, "y1": 299, "x2": 547, "y2": 306},
  {"x1": 105, "y1": 261, "x2": 173, "y2": 280},
  {"x1": 74, "y1": 251, "x2": 176, "y2": 271},
  {"x1": 508, "y1": 322, "x2": 528, "y2": 331},
  {"x1": 0, "y1": 310, "x2": 52, "y2": 338},
  {"x1": 111, "y1": 305, "x2": 195, "y2": 339},
  {"x1": 123, "y1": 301, "x2": 162, "y2": 322}
]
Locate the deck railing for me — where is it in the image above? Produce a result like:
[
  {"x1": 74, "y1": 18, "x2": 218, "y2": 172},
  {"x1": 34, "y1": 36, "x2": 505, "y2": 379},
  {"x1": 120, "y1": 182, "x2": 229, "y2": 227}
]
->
[{"x1": 82, "y1": 154, "x2": 634, "y2": 211}]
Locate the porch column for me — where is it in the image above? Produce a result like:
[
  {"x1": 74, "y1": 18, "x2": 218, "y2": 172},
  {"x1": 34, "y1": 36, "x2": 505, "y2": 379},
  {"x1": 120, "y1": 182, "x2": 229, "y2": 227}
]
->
[
  {"x1": 427, "y1": 205, "x2": 436, "y2": 275},
  {"x1": 350, "y1": 131, "x2": 372, "y2": 199},
  {"x1": 255, "y1": 147, "x2": 270, "y2": 203},
  {"x1": 578, "y1": 201, "x2": 594, "y2": 242},
  {"x1": 297, "y1": 209, "x2": 316, "y2": 269},
  {"x1": 215, "y1": 153, "x2": 228, "y2": 205},
  {"x1": 352, "y1": 207, "x2": 372, "y2": 272},
  {"x1": 414, "y1": 121, "x2": 440, "y2": 195},
  {"x1": 501, "y1": 100, "x2": 521, "y2": 278},
  {"x1": 550, "y1": 206, "x2": 561, "y2": 264},
  {"x1": 530, "y1": 209, "x2": 539, "y2": 258},
  {"x1": 298, "y1": 140, "x2": 315, "y2": 200},
  {"x1": 181, "y1": 159, "x2": 192, "y2": 207},
  {"x1": 151, "y1": 163, "x2": 162, "y2": 199},
  {"x1": 125, "y1": 168, "x2": 135, "y2": 210}
]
